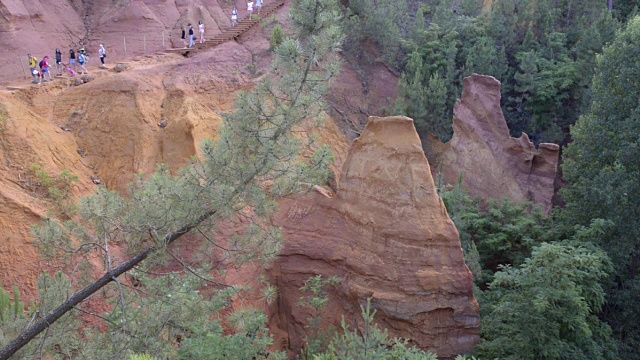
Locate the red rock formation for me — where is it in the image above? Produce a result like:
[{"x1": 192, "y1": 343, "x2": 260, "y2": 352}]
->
[
  {"x1": 429, "y1": 75, "x2": 559, "y2": 212},
  {"x1": 269, "y1": 116, "x2": 480, "y2": 358}
]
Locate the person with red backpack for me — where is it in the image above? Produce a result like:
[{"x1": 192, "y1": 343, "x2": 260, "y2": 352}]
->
[{"x1": 40, "y1": 55, "x2": 53, "y2": 82}]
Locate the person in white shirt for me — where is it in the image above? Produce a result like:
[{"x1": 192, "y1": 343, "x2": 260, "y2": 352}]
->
[
  {"x1": 247, "y1": 1, "x2": 254, "y2": 19},
  {"x1": 198, "y1": 20, "x2": 205, "y2": 43},
  {"x1": 231, "y1": 7, "x2": 238, "y2": 27},
  {"x1": 98, "y1": 44, "x2": 106, "y2": 67}
]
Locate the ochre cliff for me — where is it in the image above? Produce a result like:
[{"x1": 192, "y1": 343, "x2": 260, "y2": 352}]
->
[
  {"x1": 0, "y1": 89, "x2": 94, "y2": 299},
  {"x1": 0, "y1": 32, "x2": 351, "y2": 300},
  {"x1": 429, "y1": 75, "x2": 559, "y2": 212},
  {"x1": 269, "y1": 116, "x2": 480, "y2": 358},
  {"x1": 0, "y1": 0, "x2": 253, "y2": 84}
]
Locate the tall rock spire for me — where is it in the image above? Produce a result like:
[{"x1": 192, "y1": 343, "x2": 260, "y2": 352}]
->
[{"x1": 269, "y1": 116, "x2": 480, "y2": 358}]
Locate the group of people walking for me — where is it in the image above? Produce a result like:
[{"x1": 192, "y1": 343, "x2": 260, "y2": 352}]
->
[
  {"x1": 240, "y1": 0, "x2": 262, "y2": 23},
  {"x1": 27, "y1": 44, "x2": 107, "y2": 85},
  {"x1": 247, "y1": 0, "x2": 263, "y2": 20},
  {"x1": 181, "y1": 21, "x2": 205, "y2": 48},
  {"x1": 180, "y1": 0, "x2": 264, "y2": 47}
]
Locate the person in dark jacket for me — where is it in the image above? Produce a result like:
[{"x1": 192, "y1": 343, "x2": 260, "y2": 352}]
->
[
  {"x1": 188, "y1": 24, "x2": 195, "y2": 47},
  {"x1": 181, "y1": 24, "x2": 187, "y2": 48},
  {"x1": 69, "y1": 49, "x2": 77, "y2": 72},
  {"x1": 55, "y1": 49, "x2": 63, "y2": 76}
]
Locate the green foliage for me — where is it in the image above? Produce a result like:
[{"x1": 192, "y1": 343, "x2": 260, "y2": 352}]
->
[
  {"x1": 177, "y1": 309, "x2": 285, "y2": 360},
  {"x1": 298, "y1": 276, "x2": 342, "y2": 358},
  {"x1": 349, "y1": 0, "x2": 618, "y2": 144},
  {"x1": 477, "y1": 238, "x2": 618, "y2": 360},
  {"x1": 1, "y1": 272, "x2": 85, "y2": 359},
  {"x1": 561, "y1": 15, "x2": 640, "y2": 359},
  {"x1": 271, "y1": 24, "x2": 285, "y2": 50},
  {"x1": 343, "y1": 0, "x2": 408, "y2": 67},
  {"x1": 314, "y1": 298, "x2": 438, "y2": 360},
  {"x1": 27, "y1": 165, "x2": 79, "y2": 215},
  {"x1": 0, "y1": 286, "x2": 24, "y2": 323},
  {"x1": 440, "y1": 184, "x2": 556, "y2": 285},
  {"x1": 299, "y1": 275, "x2": 341, "y2": 312},
  {"x1": 393, "y1": 18, "x2": 463, "y2": 142},
  {"x1": 477, "y1": 0, "x2": 616, "y2": 142},
  {"x1": 130, "y1": 354, "x2": 159, "y2": 360},
  {"x1": 440, "y1": 184, "x2": 618, "y2": 358},
  {"x1": 464, "y1": 199, "x2": 551, "y2": 275},
  {"x1": 613, "y1": 0, "x2": 640, "y2": 20}
]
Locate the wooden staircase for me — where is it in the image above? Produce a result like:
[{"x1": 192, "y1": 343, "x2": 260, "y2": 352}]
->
[{"x1": 166, "y1": 0, "x2": 285, "y2": 55}]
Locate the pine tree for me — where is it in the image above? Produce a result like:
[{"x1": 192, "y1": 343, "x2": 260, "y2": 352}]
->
[
  {"x1": 315, "y1": 298, "x2": 438, "y2": 360},
  {"x1": 561, "y1": 16, "x2": 640, "y2": 359},
  {"x1": 478, "y1": 237, "x2": 618, "y2": 360},
  {"x1": 424, "y1": 72, "x2": 450, "y2": 141},
  {"x1": 464, "y1": 36, "x2": 499, "y2": 78},
  {"x1": 0, "y1": 0, "x2": 344, "y2": 358}
]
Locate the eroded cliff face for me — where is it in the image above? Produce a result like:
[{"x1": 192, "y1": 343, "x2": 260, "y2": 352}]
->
[
  {"x1": 0, "y1": 43, "x2": 246, "y2": 298},
  {"x1": 269, "y1": 116, "x2": 480, "y2": 358},
  {"x1": 430, "y1": 75, "x2": 559, "y2": 212},
  {"x1": 0, "y1": 89, "x2": 94, "y2": 299},
  {"x1": 0, "y1": 0, "x2": 248, "y2": 84},
  {"x1": 0, "y1": 33, "x2": 351, "y2": 300}
]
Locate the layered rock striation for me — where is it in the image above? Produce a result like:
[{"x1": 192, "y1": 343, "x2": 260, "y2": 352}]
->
[
  {"x1": 269, "y1": 116, "x2": 480, "y2": 358},
  {"x1": 430, "y1": 75, "x2": 559, "y2": 212}
]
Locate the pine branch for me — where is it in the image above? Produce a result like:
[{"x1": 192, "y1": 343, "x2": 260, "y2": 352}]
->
[{"x1": 0, "y1": 209, "x2": 212, "y2": 360}]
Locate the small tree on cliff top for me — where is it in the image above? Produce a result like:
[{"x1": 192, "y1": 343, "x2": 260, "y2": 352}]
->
[{"x1": 0, "y1": 0, "x2": 343, "y2": 358}]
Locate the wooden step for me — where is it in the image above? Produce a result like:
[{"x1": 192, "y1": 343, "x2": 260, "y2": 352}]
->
[
  {"x1": 163, "y1": 1, "x2": 285, "y2": 55},
  {"x1": 166, "y1": 48, "x2": 198, "y2": 52}
]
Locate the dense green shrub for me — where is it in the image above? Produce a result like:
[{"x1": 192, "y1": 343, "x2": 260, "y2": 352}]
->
[
  {"x1": 270, "y1": 25, "x2": 285, "y2": 50},
  {"x1": 561, "y1": 16, "x2": 640, "y2": 359}
]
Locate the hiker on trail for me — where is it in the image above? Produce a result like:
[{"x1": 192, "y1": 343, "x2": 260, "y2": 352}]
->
[
  {"x1": 188, "y1": 24, "x2": 195, "y2": 47},
  {"x1": 198, "y1": 20, "x2": 205, "y2": 44},
  {"x1": 248, "y1": 1, "x2": 254, "y2": 19},
  {"x1": 77, "y1": 50, "x2": 88, "y2": 74},
  {"x1": 40, "y1": 56, "x2": 53, "y2": 82},
  {"x1": 256, "y1": 0, "x2": 262, "y2": 14},
  {"x1": 69, "y1": 49, "x2": 77, "y2": 72},
  {"x1": 181, "y1": 24, "x2": 187, "y2": 47},
  {"x1": 99, "y1": 44, "x2": 106, "y2": 67},
  {"x1": 55, "y1": 49, "x2": 63, "y2": 76},
  {"x1": 28, "y1": 54, "x2": 39, "y2": 83},
  {"x1": 231, "y1": 7, "x2": 238, "y2": 27}
]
